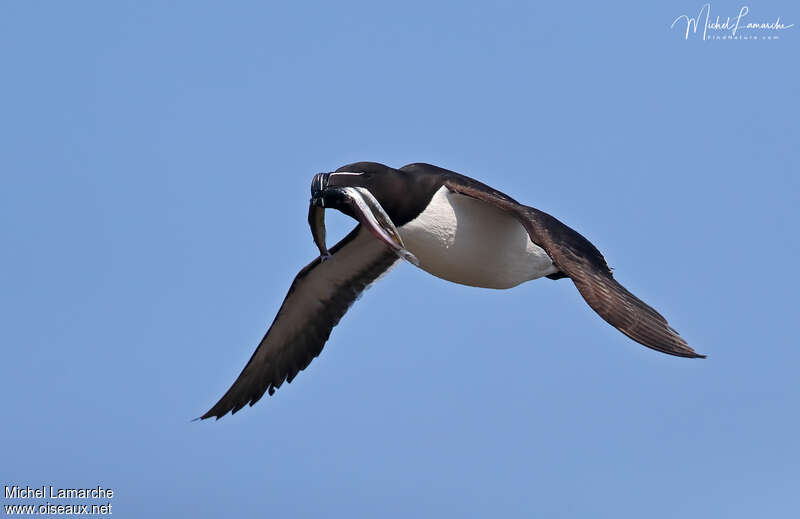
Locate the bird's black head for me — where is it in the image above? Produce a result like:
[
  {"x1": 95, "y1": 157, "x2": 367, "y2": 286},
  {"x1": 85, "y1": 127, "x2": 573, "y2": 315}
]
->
[
  {"x1": 309, "y1": 162, "x2": 441, "y2": 226},
  {"x1": 309, "y1": 162, "x2": 392, "y2": 217}
]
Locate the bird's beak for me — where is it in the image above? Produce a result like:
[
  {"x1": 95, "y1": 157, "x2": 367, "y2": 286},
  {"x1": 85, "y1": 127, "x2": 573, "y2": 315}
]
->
[{"x1": 310, "y1": 173, "x2": 330, "y2": 201}]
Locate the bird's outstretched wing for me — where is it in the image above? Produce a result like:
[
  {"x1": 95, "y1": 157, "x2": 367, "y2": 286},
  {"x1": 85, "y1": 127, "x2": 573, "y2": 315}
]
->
[
  {"x1": 200, "y1": 226, "x2": 398, "y2": 420},
  {"x1": 443, "y1": 175, "x2": 704, "y2": 359}
]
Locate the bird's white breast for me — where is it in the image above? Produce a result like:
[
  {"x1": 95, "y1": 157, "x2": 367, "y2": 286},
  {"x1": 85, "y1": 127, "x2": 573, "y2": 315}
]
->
[{"x1": 398, "y1": 186, "x2": 558, "y2": 289}]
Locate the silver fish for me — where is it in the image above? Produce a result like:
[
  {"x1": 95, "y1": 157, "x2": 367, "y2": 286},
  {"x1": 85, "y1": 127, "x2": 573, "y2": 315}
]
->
[{"x1": 308, "y1": 186, "x2": 418, "y2": 266}]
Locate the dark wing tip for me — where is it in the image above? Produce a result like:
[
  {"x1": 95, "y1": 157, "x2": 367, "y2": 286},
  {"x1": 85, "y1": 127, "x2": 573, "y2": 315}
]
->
[
  {"x1": 198, "y1": 383, "x2": 279, "y2": 421},
  {"x1": 674, "y1": 343, "x2": 706, "y2": 359},
  {"x1": 193, "y1": 411, "x2": 230, "y2": 422},
  {"x1": 596, "y1": 280, "x2": 705, "y2": 360},
  {"x1": 197, "y1": 406, "x2": 225, "y2": 421},
  {"x1": 673, "y1": 350, "x2": 706, "y2": 359},
  {"x1": 654, "y1": 344, "x2": 706, "y2": 359},
  {"x1": 562, "y1": 261, "x2": 702, "y2": 360}
]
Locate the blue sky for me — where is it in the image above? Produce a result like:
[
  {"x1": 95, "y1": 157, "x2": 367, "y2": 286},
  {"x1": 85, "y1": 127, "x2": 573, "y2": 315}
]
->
[{"x1": 2, "y1": 1, "x2": 798, "y2": 517}]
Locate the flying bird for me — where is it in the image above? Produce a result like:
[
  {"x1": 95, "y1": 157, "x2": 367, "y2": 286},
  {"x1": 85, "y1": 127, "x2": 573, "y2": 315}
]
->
[{"x1": 200, "y1": 162, "x2": 703, "y2": 420}]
